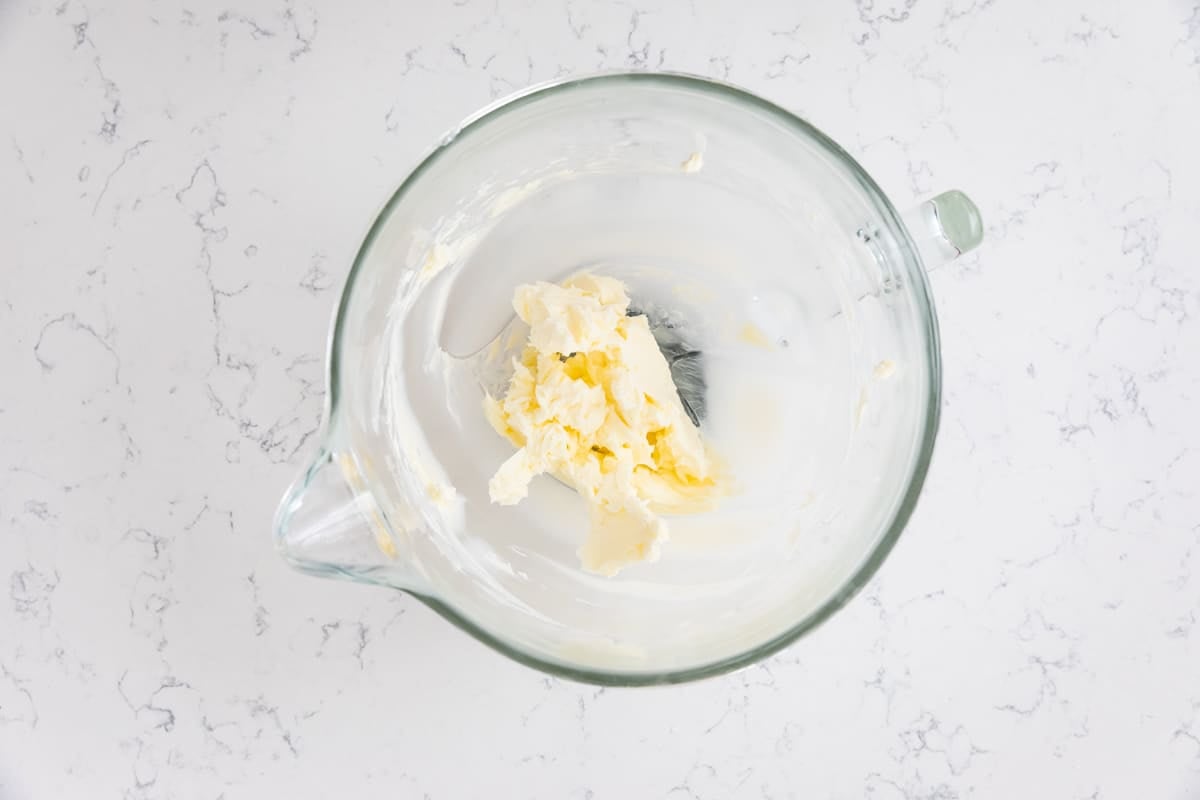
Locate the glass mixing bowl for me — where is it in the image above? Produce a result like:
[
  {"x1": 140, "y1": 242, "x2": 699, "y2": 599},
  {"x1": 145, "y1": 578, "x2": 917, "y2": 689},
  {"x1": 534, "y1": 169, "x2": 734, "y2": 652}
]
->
[{"x1": 274, "y1": 72, "x2": 982, "y2": 685}]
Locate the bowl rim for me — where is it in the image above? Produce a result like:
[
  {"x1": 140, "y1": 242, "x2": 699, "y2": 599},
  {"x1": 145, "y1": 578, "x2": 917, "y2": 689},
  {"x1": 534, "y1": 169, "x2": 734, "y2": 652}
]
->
[{"x1": 326, "y1": 70, "x2": 942, "y2": 686}]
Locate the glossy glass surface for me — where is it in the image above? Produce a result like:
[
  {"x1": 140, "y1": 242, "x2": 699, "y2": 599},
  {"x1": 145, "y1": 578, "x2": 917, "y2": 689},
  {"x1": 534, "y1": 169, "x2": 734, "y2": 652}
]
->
[{"x1": 276, "y1": 73, "x2": 945, "y2": 685}]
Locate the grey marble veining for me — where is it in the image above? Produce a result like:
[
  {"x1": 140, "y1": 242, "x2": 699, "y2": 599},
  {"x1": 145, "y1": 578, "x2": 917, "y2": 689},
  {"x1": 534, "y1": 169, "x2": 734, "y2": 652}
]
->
[{"x1": 1, "y1": 0, "x2": 1198, "y2": 797}]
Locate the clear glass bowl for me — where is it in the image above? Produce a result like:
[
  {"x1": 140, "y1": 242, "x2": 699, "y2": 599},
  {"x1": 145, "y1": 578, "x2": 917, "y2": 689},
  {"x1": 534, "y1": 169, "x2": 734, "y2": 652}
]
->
[{"x1": 274, "y1": 73, "x2": 981, "y2": 685}]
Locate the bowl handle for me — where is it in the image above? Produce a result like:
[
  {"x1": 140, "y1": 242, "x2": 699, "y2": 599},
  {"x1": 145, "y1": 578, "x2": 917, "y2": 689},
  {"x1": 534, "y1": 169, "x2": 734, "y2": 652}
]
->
[{"x1": 902, "y1": 189, "x2": 983, "y2": 269}]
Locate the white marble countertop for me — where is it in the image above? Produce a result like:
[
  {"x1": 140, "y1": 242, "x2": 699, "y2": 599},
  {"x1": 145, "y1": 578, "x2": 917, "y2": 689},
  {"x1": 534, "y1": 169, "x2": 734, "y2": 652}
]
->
[{"x1": 3, "y1": 0, "x2": 1199, "y2": 797}]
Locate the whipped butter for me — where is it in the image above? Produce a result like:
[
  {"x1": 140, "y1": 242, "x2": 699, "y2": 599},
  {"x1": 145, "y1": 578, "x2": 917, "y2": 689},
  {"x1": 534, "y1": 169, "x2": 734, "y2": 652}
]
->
[{"x1": 484, "y1": 274, "x2": 724, "y2": 576}]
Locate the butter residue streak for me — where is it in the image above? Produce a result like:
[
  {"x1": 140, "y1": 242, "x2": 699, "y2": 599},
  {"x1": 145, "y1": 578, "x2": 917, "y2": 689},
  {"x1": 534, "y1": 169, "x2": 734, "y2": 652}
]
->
[
  {"x1": 484, "y1": 274, "x2": 725, "y2": 576},
  {"x1": 421, "y1": 244, "x2": 450, "y2": 277},
  {"x1": 681, "y1": 151, "x2": 704, "y2": 173},
  {"x1": 738, "y1": 322, "x2": 773, "y2": 349}
]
